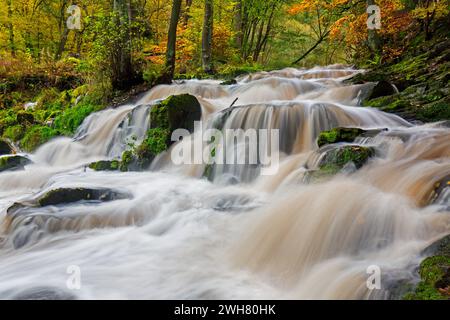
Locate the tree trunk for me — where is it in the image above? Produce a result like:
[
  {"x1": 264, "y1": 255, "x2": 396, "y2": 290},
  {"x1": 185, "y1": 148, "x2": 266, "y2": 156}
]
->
[
  {"x1": 6, "y1": 0, "x2": 16, "y2": 57},
  {"x1": 55, "y1": 27, "x2": 69, "y2": 60},
  {"x1": 164, "y1": 0, "x2": 182, "y2": 81},
  {"x1": 202, "y1": 0, "x2": 214, "y2": 73},
  {"x1": 112, "y1": 0, "x2": 135, "y2": 90},
  {"x1": 233, "y1": 0, "x2": 242, "y2": 48}
]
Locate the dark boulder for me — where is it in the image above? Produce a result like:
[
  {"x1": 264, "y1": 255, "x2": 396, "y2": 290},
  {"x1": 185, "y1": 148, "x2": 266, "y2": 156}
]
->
[
  {"x1": 0, "y1": 139, "x2": 13, "y2": 155},
  {"x1": 422, "y1": 234, "x2": 450, "y2": 257},
  {"x1": 0, "y1": 155, "x2": 31, "y2": 172},
  {"x1": 367, "y1": 80, "x2": 398, "y2": 100}
]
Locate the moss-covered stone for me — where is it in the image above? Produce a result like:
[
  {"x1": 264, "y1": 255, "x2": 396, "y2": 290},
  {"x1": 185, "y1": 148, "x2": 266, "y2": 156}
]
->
[
  {"x1": 37, "y1": 187, "x2": 130, "y2": 207},
  {"x1": 151, "y1": 93, "x2": 202, "y2": 133},
  {"x1": 319, "y1": 145, "x2": 374, "y2": 170},
  {"x1": 121, "y1": 94, "x2": 202, "y2": 172},
  {"x1": 404, "y1": 255, "x2": 450, "y2": 300},
  {"x1": 119, "y1": 150, "x2": 133, "y2": 172},
  {"x1": 0, "y1": 155, "x2": 31, "y2": 172},
  {"x1": 317, "y1": 128, "x2": 366, "y2": 147},
  {"x1": 88, "y1": 160, "x2": 120, "y2": 171},
  {"x1": 404, "y1": 234, "x2": 450, "y2": 300}
]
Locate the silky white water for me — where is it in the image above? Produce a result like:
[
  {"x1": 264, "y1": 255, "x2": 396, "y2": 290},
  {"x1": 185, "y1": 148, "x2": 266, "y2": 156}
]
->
[{"x1": 0, "y1": 66, "x2": 448, "y2": 299}]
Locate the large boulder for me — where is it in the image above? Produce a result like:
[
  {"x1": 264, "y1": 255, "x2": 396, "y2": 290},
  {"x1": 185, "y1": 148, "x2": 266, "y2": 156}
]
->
[
  {"x1": 0, "y1": 155, "x2": 31, "y2": 172},
  {"x1": 151, "y1": 93, "x2": 202, "y2": 133},
  {"x1": 121, "y1": 94, "x2": 202, "y2": 171}
]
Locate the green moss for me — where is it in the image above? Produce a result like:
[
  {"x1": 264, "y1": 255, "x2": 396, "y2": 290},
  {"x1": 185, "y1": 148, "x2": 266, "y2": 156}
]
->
[
  {"x1": 21, "y1": 125, "x2": 59, "y2": 152},
  {"x1": 120, "y1": 150, "x2": 133, "y2": 172},
  {"x1": 3, "y1": 125, "x2": 25, "y2": 141},
  {"x1": 150, "y1": 102, "x2": 169, "y2": 129},
  {"x1": 317, "y1": 128, "x2": 365, "y2": 147},
  {"x1": 53, "y1": 103, "x2": 98, "y2": 135},
  {"x1": 319, "y1": 145, "x2": 374, "y2": 170},
  {"x1": 144, "y1": 128, "x2": 171, "y2": 155},
  {"x1": 403, "y1": 255, "x2": 450, "y2": 300},
  {"x1": 89, "y1": 160, "x2": 120, "y2": 171},
  {"x1": 417, "y1": 101, "x2": 450, "y2": 121}
]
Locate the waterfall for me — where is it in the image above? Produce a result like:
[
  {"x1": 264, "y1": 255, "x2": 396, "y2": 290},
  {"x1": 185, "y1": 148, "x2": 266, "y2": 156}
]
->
[{"x1": 0, "y1": 66, "x2": 448, "y2": 299}]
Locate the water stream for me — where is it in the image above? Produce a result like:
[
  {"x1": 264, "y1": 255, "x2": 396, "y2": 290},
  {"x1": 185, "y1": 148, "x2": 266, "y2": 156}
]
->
[{"x1": 0, "y1": 66, "x2": 448, "y2": 299}]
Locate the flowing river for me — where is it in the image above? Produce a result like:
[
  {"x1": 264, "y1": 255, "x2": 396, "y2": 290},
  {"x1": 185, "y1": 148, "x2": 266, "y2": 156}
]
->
[{"x1": 0, "y1": 66, "x2": 449, "y2": 299}]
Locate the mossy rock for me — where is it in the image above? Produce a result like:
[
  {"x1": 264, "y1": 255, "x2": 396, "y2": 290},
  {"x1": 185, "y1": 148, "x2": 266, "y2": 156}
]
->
[
  {"x1": 317, "y1": 128, "x2": 366, "y2": 147},
  {"x1": 119, "y1": 150, "x2": 134, "y2": 172},
  {"x1": 37, "y1": 188, "x2": 131, "y2": 207},
  {"x1": 88, "y1": 160, "x2": 120, "y2": 171},
  {"x1": 220, "y1": 79, "x2": 237, "y2": 85},
  {"x1": 404, "y1": 235, "x2": 450, "y2": 300},
  {"x1": 403, "y1": 255, "x2": 450, "y2": 300},
  {"x1": 319, "y1": 145, "x2": 374, "y2": 170},
  {"x1": 122, "y1": 94, "x2": 202, "y2": 172},
  {"x1": 151, "y1": 94, "x2": 202, "y2": 133},
  {"x1": 0, "y1": 139, "x2": 13, "y2": 156},
  {"x1": 0, "y1": 155, "x2": 32, "y2": 172}
]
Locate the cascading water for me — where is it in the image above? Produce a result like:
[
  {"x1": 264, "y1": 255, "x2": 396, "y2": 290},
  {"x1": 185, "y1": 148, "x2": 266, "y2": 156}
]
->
[{"x1": 0, "y1": 66, "x2": 448, "y2": 299}]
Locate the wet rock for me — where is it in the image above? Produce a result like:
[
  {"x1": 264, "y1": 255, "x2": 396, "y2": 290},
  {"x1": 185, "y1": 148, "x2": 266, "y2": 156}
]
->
[
  {"x1": 37, "y1": 187, "x2": 131, "y2": 207},
  {"x1": 422, "y1": 234, "x2": 450, "y2": 257},
  {"x1": 0, "y1": 139, "x2": 13, "y2": 155},
  {"x1": 427, "y1": 174, "x2": 450, "y2": 208},
  {"x1": 88, "y1": 160, "x2": 120, "y2": 171},
  {"x1": 0, "y1": 155, "x2": 32, "y2": 172}
]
